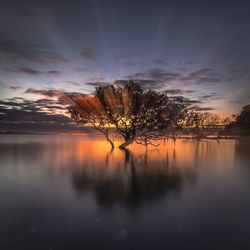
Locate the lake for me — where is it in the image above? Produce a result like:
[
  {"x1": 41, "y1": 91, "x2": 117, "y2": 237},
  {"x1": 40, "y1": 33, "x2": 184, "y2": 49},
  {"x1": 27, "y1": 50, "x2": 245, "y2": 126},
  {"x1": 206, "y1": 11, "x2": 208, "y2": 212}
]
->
[{"x1": 0, "y1": 134, "x2": 250, "y2": 250}]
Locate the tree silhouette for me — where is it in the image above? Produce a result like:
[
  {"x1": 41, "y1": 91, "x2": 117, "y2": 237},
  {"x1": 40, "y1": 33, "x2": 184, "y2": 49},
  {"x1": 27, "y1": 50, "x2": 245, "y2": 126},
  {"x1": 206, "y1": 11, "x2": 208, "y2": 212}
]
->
[
  {"x1": 226, "y1": 104, "x2": 250, "y2": 136},
  {"x1": 185, "y1": 110, "x2": 220, "y2": 137},
  {"x1": 60, "y1": 81, "x2": 186, "y2": 148}
]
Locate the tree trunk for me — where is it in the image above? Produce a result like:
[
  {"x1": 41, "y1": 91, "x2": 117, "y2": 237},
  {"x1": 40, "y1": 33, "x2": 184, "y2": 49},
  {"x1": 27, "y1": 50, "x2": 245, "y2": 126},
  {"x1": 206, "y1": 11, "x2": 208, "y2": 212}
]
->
[
  {"x1": 119, "y1": 138, "x2": 134, "y2": 149},
  {"x1": 104, "y1": 131, "x2": 114, "y2": 149}
]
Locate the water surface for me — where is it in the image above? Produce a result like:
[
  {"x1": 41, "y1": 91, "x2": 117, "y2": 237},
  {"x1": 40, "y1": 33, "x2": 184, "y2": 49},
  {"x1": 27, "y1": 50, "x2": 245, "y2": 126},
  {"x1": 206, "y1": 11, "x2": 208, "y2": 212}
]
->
[{"x1": 0, "y1": 134, "x2": 250, "y2": 250}]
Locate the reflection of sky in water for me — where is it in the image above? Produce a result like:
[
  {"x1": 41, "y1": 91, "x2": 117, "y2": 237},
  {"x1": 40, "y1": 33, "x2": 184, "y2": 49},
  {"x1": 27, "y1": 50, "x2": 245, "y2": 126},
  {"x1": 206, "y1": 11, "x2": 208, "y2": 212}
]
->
[{"x1": 0, "y1": 135, "x2": 250, "y2": 250}]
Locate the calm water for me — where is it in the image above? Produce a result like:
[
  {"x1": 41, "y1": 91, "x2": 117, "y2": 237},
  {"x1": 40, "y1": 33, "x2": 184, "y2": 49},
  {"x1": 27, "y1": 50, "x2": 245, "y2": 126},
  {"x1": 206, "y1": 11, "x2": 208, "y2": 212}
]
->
[{"x1": 0, "y1": 134, "x2": 250, "y2": 250}]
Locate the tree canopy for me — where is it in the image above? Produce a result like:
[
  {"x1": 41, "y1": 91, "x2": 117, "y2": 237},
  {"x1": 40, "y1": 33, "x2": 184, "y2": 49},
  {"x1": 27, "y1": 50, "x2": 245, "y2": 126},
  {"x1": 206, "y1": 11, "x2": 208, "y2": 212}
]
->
[{"x1": 59, "y1": 81, "x2": 186, "y2": 148}]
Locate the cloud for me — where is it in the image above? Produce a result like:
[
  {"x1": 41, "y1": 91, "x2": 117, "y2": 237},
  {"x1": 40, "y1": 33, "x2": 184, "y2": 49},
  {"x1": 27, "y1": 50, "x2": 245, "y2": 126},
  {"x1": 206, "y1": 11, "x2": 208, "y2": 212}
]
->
[
  {"x1": 0, "y1": 92, "x2": 91, "y2": 132},
  {"x1": 16, "y1": 67, "x2": 61, "y2": 76},
  {"x1": 0, "y1": 107, "x2": 68, "y2": 122},
  {"x1": 9, "y1": 86, "x2": 22, "y2": 90},
  {"x1": 182, "y1": 97, "x2": 203, "y2": 105},
  {"x1": 0, "y1": 96, "x2": 77, "y2": 133},
  {"x1": 67, "y1": 81, "x2": 81, "y2": 86},
  {"x1": 180, "y1": 68, "x2": 221, "y2": 85},
  {"x1": 164, "y1": 89, "x2": 184, "y2": 95},
  {"x1": 126, "y1": 67, "x2": 222, "y2": 89},
  {"x1": 18, "y1": 66, "x2": 41, "y2": 75},
  {"x1": 74, "y1": 67, "x2": 89, "y2": 72},
  {"x1": 126, "y1": 68, "x2": 181, "y2": 89},
  {"x1": 89, "y1": 77, "x2": 105, "y2": 81},
  {"x1": 46, "y1": 70, "x2": 61, "y2": 76},
  {"x1": 153, "y1": 59, "x2": 166, "y2": 65},
  {"x1": 81, "y1": 48, "x2": 96, "y2": 60},
  {"x1": 25, "y1": 88, "x2": 57, "y2": 97},
  {"x1": 24, "y1": 88, "x2": 82, "y2": 98},
  {"x1": 84, "y1": 82, "x2": 107, "y2": 88},
  {"x1": 0, "y1": 36, "x2": 68, "y2": 64},
  {"x1": 198, "y1": 94, "x2": 217, "y2": 99},
  {"x1": 113, "y1": 79, "x2": 157, "y2": 89},
  {"x1": 193, "y1": 107, "x2": 215, "y2": 111},
  {"x1": 0, "y1": 97, "x2": 65, "y2": 116},
  {"x1": 131, "y1": 69, "x2": 181, "y2": 83}
]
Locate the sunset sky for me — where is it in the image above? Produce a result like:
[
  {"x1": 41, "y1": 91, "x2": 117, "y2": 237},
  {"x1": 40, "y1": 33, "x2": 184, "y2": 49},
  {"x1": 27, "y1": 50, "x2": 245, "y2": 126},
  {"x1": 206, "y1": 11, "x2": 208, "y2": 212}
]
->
[{"x1": 0, "y1": 0, "x2": 250, "y2": 132}]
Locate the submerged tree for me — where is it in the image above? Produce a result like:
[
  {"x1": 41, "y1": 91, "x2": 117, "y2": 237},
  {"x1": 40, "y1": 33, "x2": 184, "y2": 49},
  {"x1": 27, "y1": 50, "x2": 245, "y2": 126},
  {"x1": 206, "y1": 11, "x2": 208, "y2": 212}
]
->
[{"x1": 59, "y1": 81, "x2": 186, "y2": 148}]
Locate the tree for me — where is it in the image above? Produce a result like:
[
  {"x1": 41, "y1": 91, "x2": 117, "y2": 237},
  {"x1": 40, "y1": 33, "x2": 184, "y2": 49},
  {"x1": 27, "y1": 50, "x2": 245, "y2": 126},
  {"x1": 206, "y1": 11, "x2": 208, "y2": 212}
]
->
[
  {"x1": 226, "y1": 104, "x2": 250, "y2": 136},
  {"x1": 59, "y1": 81, "x2": 186, "y2": 148},
  {"x1": 185, "y1": 111, "x2": 220, "y2": 137}
]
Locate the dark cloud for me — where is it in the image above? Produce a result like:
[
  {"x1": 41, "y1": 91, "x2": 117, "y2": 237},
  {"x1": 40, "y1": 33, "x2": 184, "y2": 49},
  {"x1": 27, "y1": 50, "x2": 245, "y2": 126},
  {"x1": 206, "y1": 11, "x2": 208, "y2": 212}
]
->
[
  {"x1": 127, "y1": 67, "x2": 221, "y2": 89},
  {"x1": 0, "y1": 107, "x2": 68, "y2": 123},
  {"x1": 25, "y1": 88, "x2": 82, "y2": 98},
  {"x1": 0, "y1": 36, "x2": 68, "y2": 64},
  {"x1": 168, "y1": 96, "x2": 203, "y2": 106},
  {"x1": 126, "y1": 68, "x2": 181, "y2": 89},
  {"x1": 113, "y1": 80, "x2": 130, "y2": 85},
  {"x1": 18, "y1": 66, "x2": 41, "y2": 75},
  {"x1": 198, "y1": 94, "x2": 217, "y2": 99},
  {"x1": 9, "y1": 86, "x2": 22, "y2": 90},
  {"x1": 84, "y1": 81, "x2": 145, "y2": 92},
  {"x1": 186, "y1": 90, "x2": 196, "y2": 93},
  {"x1": 164, "y1": 89, "x2": 183, "y2": 95},
  {"x1": 113, "y1": 79, "x2": 157, "y2": 89},
  {"x1": 192, "y1": 107, "x2": 215, "y2": 111},
  {"x1": 164, "y1": 89, "x2": 197, "y2": 96},
  {"x1": 17, "y1": 67, "x2": 61, "y2": 76},
  {"x1": 153, "y1": 59, "x2": 166, "y2": 65},
  {"x1": 182, "y1": 98, "x2": 203, "y2": 105},
  {"x1": 181, "y1": 68, "x2": 221, "y2": 85},
  {"x1": 0, "y1": 93, "x2": 87, "y2": 132},
  {"x1": 0, "y1": 97, "x2": 76, "y2": 133},
  {"x1": 0, "y1": 97, "x2": 65, "y2": 116},
  {"x1": 25, "y1": 88, "x2": 56, "y2": 97},
  {"x1": 197, "y1": 78, "x2": 221, "y2": 84},
  {"x1": 46, "y1": 70, "x2": 61, "y2": 76},
  {"x1": 84, "y1": 82, "x2": 107, "y2": 88},
  {"x1": 74, "y1": 67, "x2": 89, "y2": 72},
  {"x1": 81, "y1": 48, "x2": 96, "y2": 60},
  {"x1": 128, "y1": 68, "x2": 181, "y2": 83}
]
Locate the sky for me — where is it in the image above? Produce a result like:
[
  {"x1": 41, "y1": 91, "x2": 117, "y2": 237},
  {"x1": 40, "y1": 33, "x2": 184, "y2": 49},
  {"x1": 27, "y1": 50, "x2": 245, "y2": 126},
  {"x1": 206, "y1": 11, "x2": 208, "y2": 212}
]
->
[{"x1": 0, "y1": 0, "x2": 250, "y2": 132}]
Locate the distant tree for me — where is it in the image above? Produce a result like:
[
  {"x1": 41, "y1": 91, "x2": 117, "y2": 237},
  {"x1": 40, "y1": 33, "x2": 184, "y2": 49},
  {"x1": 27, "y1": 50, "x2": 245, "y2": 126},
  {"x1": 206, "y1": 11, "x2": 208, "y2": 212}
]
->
[
  {"x1": 185, "y1": 111, "x2": 220, "y2": 137},
  {"x1": 185, "y1": 110, "x2": 201, "y2": 134},
  {"x1": 199, "y1": 112, "x2": 220, "y2": 132},
  {"x1": 60, "y1": 81, "x2": 186, "y2": 148},
  {"x1": 222, "y1": 116, "x2": 234, "y2": 127},
  {"x1": 226, "y1": 104, "x2": 250, "y2": 136}
]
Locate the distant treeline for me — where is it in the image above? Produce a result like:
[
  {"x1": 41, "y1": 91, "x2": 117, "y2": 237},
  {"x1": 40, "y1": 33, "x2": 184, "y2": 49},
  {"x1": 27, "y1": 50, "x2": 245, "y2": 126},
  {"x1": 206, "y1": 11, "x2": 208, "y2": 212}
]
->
[{"x1": 222, "y1": 105, "x2": 250, "y2": 137}]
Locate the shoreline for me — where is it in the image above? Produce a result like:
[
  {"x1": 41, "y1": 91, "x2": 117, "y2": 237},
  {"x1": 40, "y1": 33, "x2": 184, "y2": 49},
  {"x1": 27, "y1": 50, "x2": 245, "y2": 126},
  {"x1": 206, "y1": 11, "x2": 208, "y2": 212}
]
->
[{"x1": 0, "y1": 132, "x2": 242, "y2": 140}]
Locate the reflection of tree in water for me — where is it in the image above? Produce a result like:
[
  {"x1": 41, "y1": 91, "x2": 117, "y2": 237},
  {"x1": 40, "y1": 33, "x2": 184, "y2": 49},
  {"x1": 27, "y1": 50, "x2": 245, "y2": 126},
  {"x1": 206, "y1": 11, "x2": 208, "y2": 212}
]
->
[
  {"x1": 0, "y1": 137, "x2": 198, "y2": 210},
  {"x1": 72, "y1": 148, "x2": 195, "y2": 210}
]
